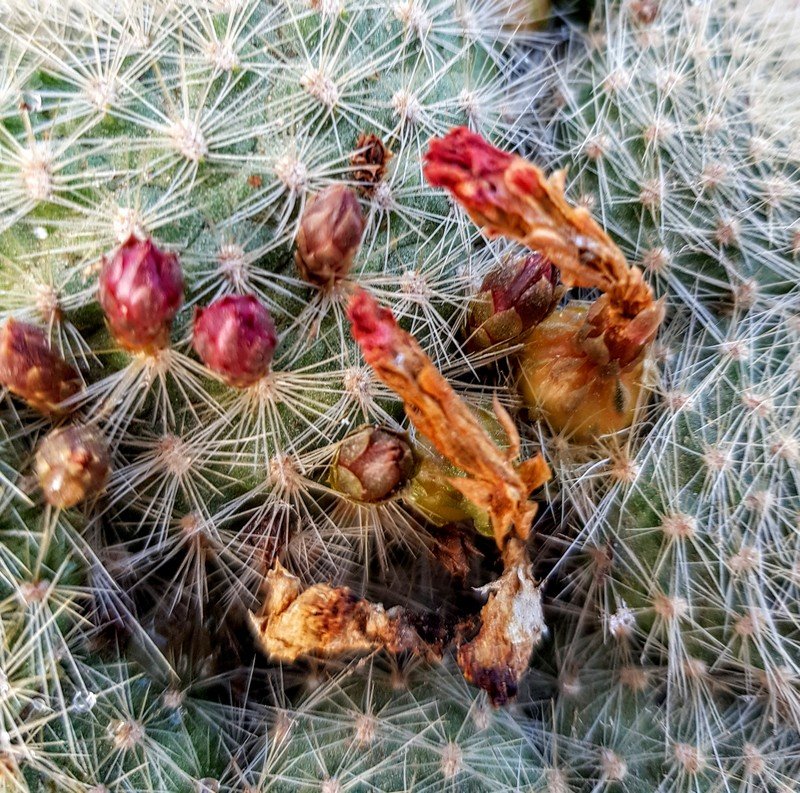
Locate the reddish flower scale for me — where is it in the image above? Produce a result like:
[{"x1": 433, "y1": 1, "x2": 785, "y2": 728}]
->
[
  {"x1": 98, "y1": 235, "x2": 184, "y2": 353},
  {"x1": 466, "y1": 253, "x2": 562, "y2": 350},
  {"x1": 192, "y1": 294, "x2": 278, "y2": 388}
]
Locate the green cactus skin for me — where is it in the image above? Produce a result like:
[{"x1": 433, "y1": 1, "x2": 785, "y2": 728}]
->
[{"x1": 523, "y1": 0, "x2": 800, "y2": 789}]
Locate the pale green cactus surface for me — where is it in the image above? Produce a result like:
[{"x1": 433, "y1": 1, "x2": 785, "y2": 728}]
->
[{"x1": 1, "y1": 0, "x2": 799, "y2": 791}]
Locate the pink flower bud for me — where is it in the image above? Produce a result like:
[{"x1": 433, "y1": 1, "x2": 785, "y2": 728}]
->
[
  {"x1": 35, "y1": 425, "x2": 110, "y2": 508},
  {"x1": 98, "y1": 235, "x2": 184, "y2": 353},
  {"x1": 329, "y1": 426, "x2": 416, "y2": 504},
  {"x1": 192, "y1": 294, "x2": 278, "y2": 387},
  {"x1": 295, "y1": 185, "x2": 365, "y2": 286},
  {"x1": 0, "y1": 319, "x2": 81, "y2": 414},
  {"x1": 466, "y1": 253, "x2": 561, "y2": 349}
]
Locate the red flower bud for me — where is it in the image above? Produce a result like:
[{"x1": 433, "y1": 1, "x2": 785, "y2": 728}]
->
[
  {"x1": 192, "y1": 294, "x2": 278, "y2": 388},
  {"x1": 98, "y1": 235, "x2": 184, "y2": 353},
  {"x1": 466, "y1": 253, "x2": 562, "y2": 349},
  {"x1": 329, "y1": 426, "x2": 416, "y2": 504},
  {"x1": 0, "y1": 319, "x2": 81, "y2": 414},
  {"x1": 35, "y1": 425, "x2": 110, "y2": 508},
  {"x1": 423, "y1": 127, "x2": 522, "y2": 237},
  {"x1": 295, "y1": 185, "x2": 365, "y2": 286}
]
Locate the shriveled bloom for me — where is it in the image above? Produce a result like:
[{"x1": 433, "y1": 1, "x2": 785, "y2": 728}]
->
[
  {"x1": 328, "y1": 425, "x2": 416, "y2": 504},
  {"x1": 192, "y1": 294, "x2": 278, "y2": 388},
  {"x1": 424, "y1": 127, "x2": 630, "y2": 291},
  {"x1": 0, "y1": 318, "x2": 82, "y2": 414},
  {"x1": 347, "y1": 290, "x2": 550, "y2": 703},
  {"x1": 426, "y1": 129, "x2": 664, "y2": 440},
  {"x1": 295, "y1": 184, "x2": 365, "y2": 286},
  {"x1": 350, "y1": 132, "x2": 393, "y2": 194},
  {"x1": 466, "y1": 252, "x2": 562, "y2": 350},
  {"x1": 98, "y1": 234, "x2": 184, "y2": 353},
  {"x1": 35, "y1": 425, "x2": 110, "y2": 508}
]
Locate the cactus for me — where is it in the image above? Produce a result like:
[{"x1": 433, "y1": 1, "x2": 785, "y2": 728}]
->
[{"x1": 2, "y1": 0, "x2": 799, "y2": 790}]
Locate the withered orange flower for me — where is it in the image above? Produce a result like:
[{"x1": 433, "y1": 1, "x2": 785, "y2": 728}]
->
[
  {"x1": 347, "y1": 289, "x2": 550, "y2": 550},
  {"x1": 425, "y1": 127, "x2": 666, "y2": 439},
  {"x1": 423, "y1": 127, "x2": 630, "y2": 292},
  {"x1": 249, "y1": 561, "x2": 431, "y2": 662},
  {"x1": 347, "y1": 289, "x2": 550, "y2": 704}
]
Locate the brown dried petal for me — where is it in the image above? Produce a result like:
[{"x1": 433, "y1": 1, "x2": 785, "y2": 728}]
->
[
  {"x1": 351, "y1": 133, "x2": 393, "y2": 195},
  {"x1": 347, "y1": 290, "x2": 550, "y2": 549},
  {"x1": 457, "y1": 539, "x2": 545, "y2": 706},
  {"x1": 249, "y1": 561, "x2": 430, "y2": 662}
]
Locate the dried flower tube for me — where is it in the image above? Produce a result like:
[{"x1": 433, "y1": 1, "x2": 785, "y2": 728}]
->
[
  {"x1": 347, "y1": 289, "x2": 550, "y2": 550},
  {"x1": 249, "y1": 561, "x2": 436, "y2": 662}
]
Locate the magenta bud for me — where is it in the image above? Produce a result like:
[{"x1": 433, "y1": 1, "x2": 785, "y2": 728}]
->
[
  {"x1": 98, "y1": 235, "x2": 184, "y2": 353},
  {"x1": 0, "y1": 319, "x2": 82, "y2": 414},
  {"x1": 466, "y1": 252, "x2": 561, "y2": 350},
  {"x1": 192, "y1": 294, "x2": 278, "y2": 388},
  {"x1": 295, "y1": 184, "x2": 365, "y2": 286},
  {"x1": 329, "y1": 425, "x2": 416, "y2": 504},
  {"x1": 35, "y1": 425, "x2": 110, "y2": 508}
]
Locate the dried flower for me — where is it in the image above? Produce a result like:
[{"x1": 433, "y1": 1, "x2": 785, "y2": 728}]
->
[
  {"x1": 466, "y1": 252, "x2": 562, "y2": 349},
  {"x1": 249, "y1": 561, "x2": 430, "y2": 662},
  {"x1": 425, "y1": 128, "x2": 665, "y2": 438},
  {"x1": 457, "y1": 538, "x2": 545, "y2": 706},
  {"x1": 35, "y1": 425, "x2": 110, "y2": 508},
  {"x1": 295, "y1": 184, "x2": 365, "y2": 286},
  {"x1": 192, "y1": 294, "x2": 278, "y2": 387},
  {"x1": 424, "y1": 127, "x2": 629, "y2": 290},
  {"x1": 350, "y1": 133, "x2": 393, "y2": 195},
  {"x1": 0, "y1": 318, "x2": 82, "y2": 414},
  {"x1": 98, "y1": 234, "x2": 184, "y2": 353},
  {"x1": 328, "y1": 425, "x2": 416, "y2": 503},
  {"x1": 347, "y1": 290, "x2": 549, "y2": 549}
]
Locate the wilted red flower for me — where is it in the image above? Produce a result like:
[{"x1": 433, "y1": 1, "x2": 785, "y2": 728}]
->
[
  {"x1": 0, "y1": 318, "x2": 82, "y2": 414},
  {"x1": 424, "y1": 127, "x2": 630, "y2": 292},
  {"x1": 98, "y1": 235, "x2": 184, "y2": 353},
  {"x1": 192, "y1": 294, "x2": 278, "y2": 388}
]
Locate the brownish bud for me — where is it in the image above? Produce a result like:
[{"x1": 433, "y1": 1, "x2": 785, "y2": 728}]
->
[
  {"x1": 329, "y1": 425, "x2": 416, "y2": 504},
  {"x1": 35, "y1": 425, "x2": 110, "y2": 508},
  {"x1": 0, "y1": 319, "x2": 82, "y2": 414},
  {"x1": 295, "y1": 184, "x2": 365, "y2": 286},
  {"x1": 350, "y1": 133, "x2": 393, "y2": 195},
  {"x1": 466, "y1": 252, "x2": 562, "y2": 350}
]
